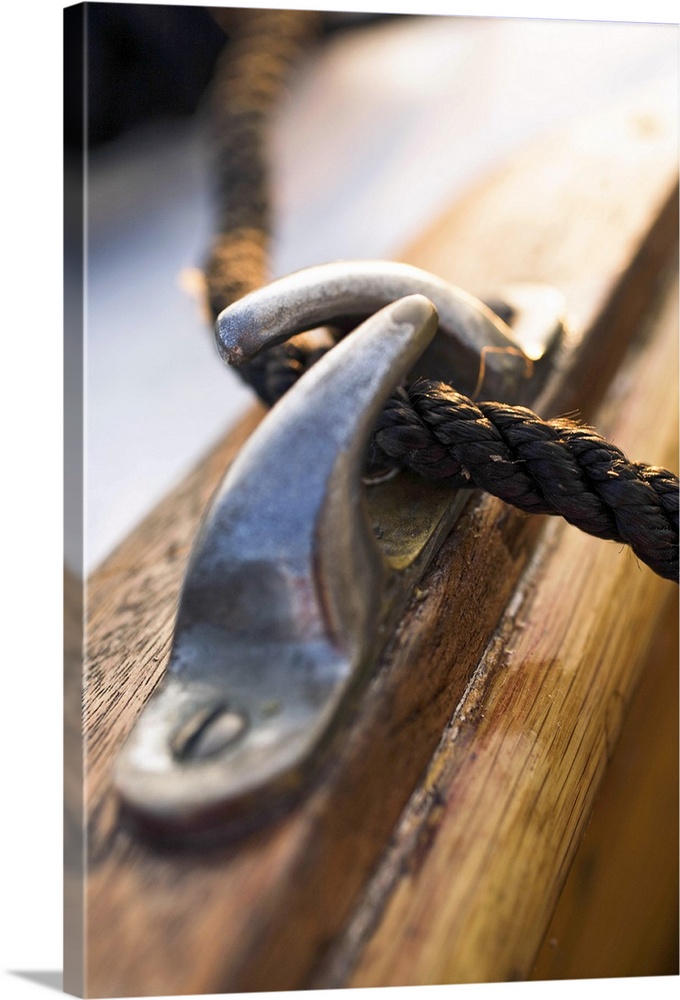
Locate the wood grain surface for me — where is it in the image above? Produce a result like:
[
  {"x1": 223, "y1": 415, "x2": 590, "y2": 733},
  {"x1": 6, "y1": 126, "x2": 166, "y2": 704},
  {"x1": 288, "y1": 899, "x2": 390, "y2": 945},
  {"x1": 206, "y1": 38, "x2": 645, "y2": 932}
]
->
[
  {"x1": 531, "y1": 597, "x2": 678, "y2": 981},
  {"x1": 72, "y1": 81, "x2": 678, "y2": 997},
  {"x1": 332, "y1": 277, "x2": 679, "y2": 988}
]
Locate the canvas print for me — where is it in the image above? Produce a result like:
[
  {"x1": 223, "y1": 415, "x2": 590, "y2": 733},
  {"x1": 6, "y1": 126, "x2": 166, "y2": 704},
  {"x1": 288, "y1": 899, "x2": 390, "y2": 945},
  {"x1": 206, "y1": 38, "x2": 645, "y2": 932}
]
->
[{"x1": 64, "y1": 3, "x2": 679, "y2": 996}]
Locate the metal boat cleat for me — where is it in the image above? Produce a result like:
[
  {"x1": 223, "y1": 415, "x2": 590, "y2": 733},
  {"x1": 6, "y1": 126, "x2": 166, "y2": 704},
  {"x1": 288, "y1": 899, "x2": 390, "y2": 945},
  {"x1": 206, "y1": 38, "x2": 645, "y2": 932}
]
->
[
  {"x1": 115, "y1": 265, "x2": 565, "y2": 842},
  {"x1": 215, "y1": 260, "x2": 563, "y2": 402}
]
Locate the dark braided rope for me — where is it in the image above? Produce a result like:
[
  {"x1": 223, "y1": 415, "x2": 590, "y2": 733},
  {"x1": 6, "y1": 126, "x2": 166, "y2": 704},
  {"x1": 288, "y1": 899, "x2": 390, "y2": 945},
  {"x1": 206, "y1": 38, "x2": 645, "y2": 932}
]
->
[
  {"x1": 203, "y1": 11, "x2": 679, "y2": 582},
  {"x1": 373, "y1": 382, "x2": 679, "y2": 582}
]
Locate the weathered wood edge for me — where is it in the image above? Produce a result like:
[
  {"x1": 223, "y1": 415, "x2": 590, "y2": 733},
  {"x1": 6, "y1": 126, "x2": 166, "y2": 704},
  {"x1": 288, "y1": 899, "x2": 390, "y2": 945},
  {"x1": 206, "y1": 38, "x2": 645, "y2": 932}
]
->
[
  {"x1": 327, "y1": 278, "x2": 679, "y2": 988},
  {"x1": 531, "y1": 596, "x2": 678, "y2": 980},
  {"x1": 81, "y1": 85, "x2": 678, "y2": 997}
]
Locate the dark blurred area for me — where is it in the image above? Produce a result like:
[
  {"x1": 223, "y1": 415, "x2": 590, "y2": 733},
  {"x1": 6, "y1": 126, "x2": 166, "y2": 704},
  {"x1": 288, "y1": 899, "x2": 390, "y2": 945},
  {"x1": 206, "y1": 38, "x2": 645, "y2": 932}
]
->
[
  {"x1": 64, "y1": 3, "x2": 226, "y2": 149},
  {"x1": 64, "y1": 3, "x2": 392, "y2": 151}
]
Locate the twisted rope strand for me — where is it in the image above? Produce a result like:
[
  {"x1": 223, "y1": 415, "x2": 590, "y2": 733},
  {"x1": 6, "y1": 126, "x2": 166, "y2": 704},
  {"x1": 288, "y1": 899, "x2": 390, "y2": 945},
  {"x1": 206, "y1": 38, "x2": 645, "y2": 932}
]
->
[
  {"x1": 204, "y1": 10, "x2": 323, "y2": 404},
  {"x1": 374, "y1": 381, "x2": 678, "y2": 582},
  {"x1": 204, "y1": 9, "x2": 320, "y2": 318}
]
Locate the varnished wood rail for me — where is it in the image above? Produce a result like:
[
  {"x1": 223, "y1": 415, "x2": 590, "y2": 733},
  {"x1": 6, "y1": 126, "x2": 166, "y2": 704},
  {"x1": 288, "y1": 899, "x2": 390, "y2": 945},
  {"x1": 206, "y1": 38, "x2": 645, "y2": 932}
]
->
[
  {"x1": 531, "y1": 597, "x2": 678, "y2": 980},
  {"x1": 326, "y1": 276, "x2": 679, "y2": 988},
  {"x1": 67, "y1": 80, "x2": 678, "y2": 996}
]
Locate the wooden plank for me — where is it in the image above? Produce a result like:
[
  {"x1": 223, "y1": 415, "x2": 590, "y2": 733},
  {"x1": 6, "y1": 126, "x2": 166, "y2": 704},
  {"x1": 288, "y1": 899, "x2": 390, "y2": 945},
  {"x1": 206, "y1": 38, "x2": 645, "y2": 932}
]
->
[
  {"x1": 531, "y1": 597, "x2": 678, "y2": 981},
  {"x1": 81, "y1": 82, "x2": 678, "y2": 997},
  {"x1": 330, "y1": 275, "x2": 679, "y2": 988}
]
